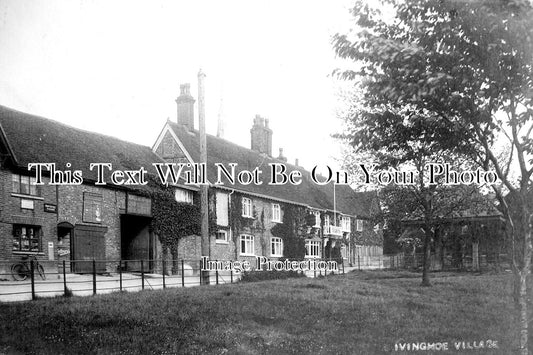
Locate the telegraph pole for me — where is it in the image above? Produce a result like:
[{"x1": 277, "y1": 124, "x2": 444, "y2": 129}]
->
[{"x1": 198, "y1": 69, "x2": 210, "y2": 285}]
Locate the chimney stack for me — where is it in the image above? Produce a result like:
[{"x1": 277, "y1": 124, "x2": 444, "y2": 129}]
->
[
  {"x1": 277, "y1": 148, "x2": 287, "y2": 162},
  {"x1": 176, "y1": 83, "x2": 195, "y2": 130},
  {"x1": 250, "y1": 114, "x2": 272, "y2": 156},
  {"x1": 295, "y1": 158, "x2": 299, "y2": 166}
]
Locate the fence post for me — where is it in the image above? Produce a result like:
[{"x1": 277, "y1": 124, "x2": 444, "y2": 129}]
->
[
  {"x1": 230, "y1": 269, "x2": 233, "y2": 283},
  {"x1": 119, "y1": 260, "x2": 123, "y2": 291},
  {"x1": 216, "y1": 260, "x2": 219, "y2": 285},
  {"x1": 162, "y1": 259, "x2": 166, "y2": 289},
  {"x1": 342, "y1": 260, "x2": 345, "y2": 274},
  {"x1": 358, "y1": 254, "x2": 361, "y2": 271},
  {"x1": 199, "y1": 259, "x2": 202, "y2": 285},
  {"x1": 92, "y1": 259, "x2": 97, "y2": 295},
  {"x1": 181, "y1": 259, "x2": 185, "y2": 287},
  {"x1": 141, "y1": 260, "x2": 145, "y2": 290},
  {"x1": 63, "y1": 260, "x2": 67, "y2": 296},
  {"x1": 30, "y1": 259, "x2": 36, "y2": 301}
]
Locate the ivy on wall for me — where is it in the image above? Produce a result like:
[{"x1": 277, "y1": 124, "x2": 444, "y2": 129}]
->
[
  {"x1": 150, "y1": 188, "x2": 200, "y2": 259},
  {"x1": 271, "y1": 204, "x2": 307, "y2": 260}
]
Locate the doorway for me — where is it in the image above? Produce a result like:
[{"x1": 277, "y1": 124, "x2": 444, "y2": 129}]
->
[{"x1": 120, "y1": 215, "x2": 153, "y2": 272}]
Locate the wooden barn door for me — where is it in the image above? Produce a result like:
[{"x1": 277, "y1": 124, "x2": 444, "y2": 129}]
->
[{"x1": 72, "y1": 225, "x2": 107, "y2": 273}]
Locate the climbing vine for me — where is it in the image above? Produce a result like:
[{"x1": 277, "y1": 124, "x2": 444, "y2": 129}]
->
[
  {"x1": 150, "y1": 188, "x2": 200, "y2": 257},
  {"x1": 271, "y1": 204, "x2": 307, "y2": 260}
]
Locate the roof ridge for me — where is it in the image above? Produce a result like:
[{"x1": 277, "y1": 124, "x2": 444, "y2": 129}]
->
[
  {"x1": 168, "y1": 121, "x2": 310, "y2": 173},
  {"x1": 0, "y1": 104, "x2": 153, "y2": 151}
]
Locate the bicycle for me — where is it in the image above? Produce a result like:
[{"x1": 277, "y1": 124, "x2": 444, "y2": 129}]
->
[{"x1": 11, "y1": 255, "x2": 46, "y2": 281}]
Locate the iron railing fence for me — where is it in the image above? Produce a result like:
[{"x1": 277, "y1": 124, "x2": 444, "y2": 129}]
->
[{"x1": 0, "y1": 257, "x2": 346, "y2": 302}]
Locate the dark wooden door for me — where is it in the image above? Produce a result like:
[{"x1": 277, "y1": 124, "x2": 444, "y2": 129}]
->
[{"x1": 72, "y1": 225, "x2": 107, "y2": 273}]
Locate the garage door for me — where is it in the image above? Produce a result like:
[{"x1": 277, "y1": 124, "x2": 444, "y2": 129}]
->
[{"x1": 72, "y1": 225, "x2": 108, "y2": 273}]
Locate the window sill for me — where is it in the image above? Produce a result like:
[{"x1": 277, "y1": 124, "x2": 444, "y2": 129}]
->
[
  {"x1": 240, "y1": 253, "x2": 255, "y2": 257},
  {"x1": 271, "y1": 220, "x2": 282, "y2": 224},
  {"x1": 241, "y1": 215, "x2": 254, "y2": 219},
  {"x1": 270, "y1": 254, "x2": 283, "y2": 258},
  {"x1": 305, "y1": 255, "x2": 320, "y2": 259},
  {"x1": 215, "y1": 240, "x2": 229, "y2": 245},
  {"x1": 11, "y1": 193, "x2": 44, "y2": 201},
  {"x1": 13, "y1": 251, "x2": 45, "y2": 255}
]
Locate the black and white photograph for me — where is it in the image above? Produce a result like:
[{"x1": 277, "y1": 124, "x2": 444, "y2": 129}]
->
[{"x1": 0, "y1": 0, "x2": 532, "y2": 354}]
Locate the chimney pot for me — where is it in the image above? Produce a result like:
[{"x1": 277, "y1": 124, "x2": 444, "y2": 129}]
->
[
  {"x1": 250, "y1": 115, "x2": 272, "y2": 156},
  {"x1": 277, "y1": 148, "x2": 287, "y2": 162},
  {"x1": 176, "y1": 82, "x2": 195, "y2": 130},
  {"x1": 295, "y1": 158, "x2": 299, "y2": 166}
]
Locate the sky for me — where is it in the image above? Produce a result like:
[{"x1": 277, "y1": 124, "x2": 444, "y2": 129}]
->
[{"x1": 0, "y1": 0, "x2": 355, "y2": 171}]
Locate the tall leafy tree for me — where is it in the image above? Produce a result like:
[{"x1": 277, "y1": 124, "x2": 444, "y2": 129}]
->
[{"x1": 334, "y1": 0, "x2": 533, "y2": 352}]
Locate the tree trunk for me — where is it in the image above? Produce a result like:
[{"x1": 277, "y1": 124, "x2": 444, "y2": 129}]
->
[
  {"x1": 518, "y1": 269, "x2": 529, "y2": 355},
  {"x1": 162, "y1": 245, "x2": 170, "y2": 275},
  {"x1": 518, "y1": 212, "x2": 532, "y2": 355},
  {"x1": 434, "y1": 228, "x2": 443, "y2": 271},
  {"x1": 421, "y1": 228, "x2": 432, "y2": 287},
  {"x1": 171, "y1": 244, "x2": 179, "y2": 274}
]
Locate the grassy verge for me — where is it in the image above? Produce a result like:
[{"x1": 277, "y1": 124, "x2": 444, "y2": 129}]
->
[{"x1": 0, "y1": 270, "x2": 525, "y2": 354}]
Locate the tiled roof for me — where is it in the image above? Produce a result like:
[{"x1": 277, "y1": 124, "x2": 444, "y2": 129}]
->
[
  {"x1": 0, "y1": 105, "x2": 166, "y2": 190},
  {"x1": 168, "y1": 121, "x2": 376, "y2": 217}
]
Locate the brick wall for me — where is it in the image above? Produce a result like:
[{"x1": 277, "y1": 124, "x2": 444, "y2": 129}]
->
[
  {"x1": 0, "y1": 167, "x2": 59, "y2": 276},
  {"x1": 57, "y1": 184, "x2": 126, "y2": 271}
]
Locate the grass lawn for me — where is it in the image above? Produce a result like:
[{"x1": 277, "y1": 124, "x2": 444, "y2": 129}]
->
[{"x1": 0, "y1": 270, "x2": 525, "y2": 354}]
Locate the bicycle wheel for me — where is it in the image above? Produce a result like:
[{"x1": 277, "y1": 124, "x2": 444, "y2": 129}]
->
[
  {"x1": 11, "y1": 263, "x2": 28, "y2": 281},
  {"x1": 37, "y1": 264, "x2": 46, "y2": 280}
]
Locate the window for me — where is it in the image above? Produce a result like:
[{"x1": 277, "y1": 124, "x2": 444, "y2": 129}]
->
[
  {"x1": 216, "y1": 192, "x2": 229, "y2": 226},
  {"x1": 313, "y1": 211, "x2": 320, "y2": 227},
  {"x1": 242, "y1": 197, "x2": 252, "y2": 218},
  {"x1": 271, "y1": 237, "x2": 283, "y2": 257},
  {"x1": 175, "y1": 188, "x2": 193, "y2": 204},
  {"x1": 12, "y1": 174, "x2": 40, "y2": 196},
  {"x1": 13, "y1": 225, "x2": 41, "y2": 252},
  {"x1": 324, "y1": 215, "x2": 330, "y2": 227},
  {"x1": 272, "y1": 204, "x2": 281, "y2": 223},
  {"x1": 215, "y1": 230, "x2": 228, "y2": 244},
  {"x1": 83, "y1": 192, "x2": 103, "y2": 223},
  {"x1": 240, "y1": 234, "x2": 254, "y2": 255},
  {"x1": 356, "y1": 219, "x2": 364, "y2": 232},
  {"x1": 305, "y1": 240, "x2": 320, "y2": 258},
  {"x1": 341, "y1": 216, "x2": 351, "y2": 232}
]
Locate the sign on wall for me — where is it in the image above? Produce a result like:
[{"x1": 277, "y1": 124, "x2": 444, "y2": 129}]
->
[
  {"x1": 20, "y1": 199, "x2": 34, "y2": 210},
  {"x1": 83, "y1": 192, "x2": 103, "y2": 223},
  {"x1": 44, "y1": 203, "x2": 57, "y2": 213},
  {"x1": 126, "y1": 194, "x2": 151, "y2": 216}
]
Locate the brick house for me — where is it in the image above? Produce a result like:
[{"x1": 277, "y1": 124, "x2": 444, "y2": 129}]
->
[
  {"x1": 152, "y1": 84, "x2": 383, "y2": 267},
  {"x1": 0, "y1": 105, "x2": 174, "y2": 274},
  {"x1": 0, "y1": 92, "x2": 382, "y2": 275}
]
